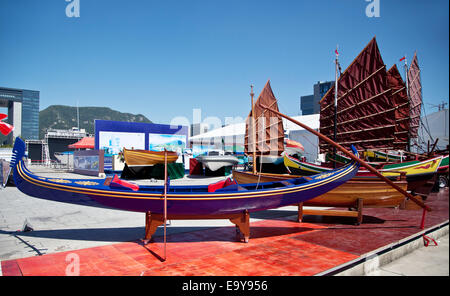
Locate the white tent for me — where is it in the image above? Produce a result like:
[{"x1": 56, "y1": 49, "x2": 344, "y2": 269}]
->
[
  {"x1": 189, "y1": 114, "x2": 320, "y2": 161},
  {"x1": 416, "y1": 108, "x2": 449, "y2": 152}
]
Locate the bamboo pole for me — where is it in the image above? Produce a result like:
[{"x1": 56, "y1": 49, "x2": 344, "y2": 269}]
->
[
  {"x1": 259, "y1": 104, "x2": 431, "y2": 211},
  {"x1": 163, "y1": 149, "x2": 168, "y2": 261}
]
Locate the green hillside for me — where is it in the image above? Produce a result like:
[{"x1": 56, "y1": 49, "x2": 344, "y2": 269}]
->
[{"x1": 39, "y1": 105, "x2": 152, "y2": 139}]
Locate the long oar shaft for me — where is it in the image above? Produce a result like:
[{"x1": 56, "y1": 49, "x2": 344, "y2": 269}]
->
[{"x1": 260, "y1": 104, "x2": 430, "y2": 211}]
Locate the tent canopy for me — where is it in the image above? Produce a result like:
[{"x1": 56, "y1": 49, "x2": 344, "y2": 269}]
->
[
  {"x1": 68, "y1": 137, "x2": 95, "y2": 149},
  {"x1": 189, "y1": 114, "x2": 319, "y2": 143}
]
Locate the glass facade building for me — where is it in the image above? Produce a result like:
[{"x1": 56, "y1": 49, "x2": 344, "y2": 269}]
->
[
  {"x1": 300, "y1": 95, "x2": 314, "y2": 115},
  {"x1": 300, "y1": 81, "x2": 334, "y2": 115},
  {"x1": 21, "y1": 90, "x2": 40, "y2": 140},
  {"x1": 0, "y1": 87, "x2": 40, "y2": 144}
]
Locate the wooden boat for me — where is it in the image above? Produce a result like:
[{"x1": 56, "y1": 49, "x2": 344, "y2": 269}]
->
[
  {"x1": 329, "y1": 150, "x2": 404, "y2": 163},
  {"x1": 12, "y1": 137, "x2": 360, "y2": 219},
  {"x1": 232, "y1": 170, "x2": 408, "y2": 208},
  {"x1": 363, "y1": 149, "x2": 404, "y2": 162},
  {"x1": 230, "y1": 80, "x2": 422, "y2": 225},
  {"x1": 285, "y1": 152, "x2": 443, "y2": 197},
  {"x1": 284, "y1": 153, "x2": 331, "y2": 175},
  {"x1": 436, "y1": 154, "x2": 449, "y2": 188},
  {"x1": 256, "y1": 99, "x2": 431, "y2": 224},
  {"x1": 284, "y1": 139, "x2": 304, "y2": 157},
  {"x1": 318, "y1": 38, "x2": 431, "y2": 167},
  {"x1": 122, "y1": 148, "x2": 178, "y2": 166}
]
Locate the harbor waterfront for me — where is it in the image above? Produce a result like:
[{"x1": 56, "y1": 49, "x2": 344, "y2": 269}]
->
[{"x1": 0, "y1": 165, "x2": 448, "y2": 276}]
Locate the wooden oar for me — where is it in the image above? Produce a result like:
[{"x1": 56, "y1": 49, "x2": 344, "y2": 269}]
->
[{"x1": 259, "y1": 104, "x2": 431, "y2": 211}]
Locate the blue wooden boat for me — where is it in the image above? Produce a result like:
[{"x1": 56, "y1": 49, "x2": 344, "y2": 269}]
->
[{"x1": 11, "y1": 138, "x2": 360, "y2": 216}]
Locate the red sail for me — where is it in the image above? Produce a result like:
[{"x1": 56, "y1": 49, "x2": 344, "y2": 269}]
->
[
  {"x1": 244, "y1": 80, "x2": 284, "y2": 155},
  {"x1": 319, "y1": 37, "x2": 395, "y2": 153},
  {"x1": 407, "y1": 52, "x2": 422, "y2": 138},
  {"x1": 387, "y1": 64, "x2": 410, "y2": 150}
]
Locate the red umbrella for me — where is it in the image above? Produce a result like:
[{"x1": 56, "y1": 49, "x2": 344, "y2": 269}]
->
[{"x1": 68, "y1": 137, "x2": 95, "y2": 149}]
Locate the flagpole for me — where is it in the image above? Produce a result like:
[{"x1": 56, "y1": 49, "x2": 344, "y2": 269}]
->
[
  {"x1": 250, "y1": 85, "x2": 256, "y2": 175},
  {"x1": 402, "y1": 55, "x2": 411, "y2": 152}
]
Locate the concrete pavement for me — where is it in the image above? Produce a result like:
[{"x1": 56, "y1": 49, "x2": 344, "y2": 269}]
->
[{"x1": 1, "y1": 165, "x2": 448, "y2": 276}]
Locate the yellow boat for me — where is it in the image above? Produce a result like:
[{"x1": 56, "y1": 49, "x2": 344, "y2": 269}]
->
[
  {"x1": 357, "y1": 155, "x2": 443, "y2": 178},
  {"x1": 284, "y1": 153, "x2": 442, "y2": 198},
  {"x1": 122, "y1": 148, "x2": 178, "y2": 167}
]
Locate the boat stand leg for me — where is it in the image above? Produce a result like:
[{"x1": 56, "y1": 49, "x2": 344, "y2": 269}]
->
[
  {"x1": 230, "y1": 210, "x2": 250, "y2": 243},
  {"x1": 297, "y1": 203, "x2": 304, "y2": 222},
  {"x1": 355, "y1": 198, "x2": 363, "y2": 226},
  {"x1": 143, "y1": 211, "x2": 165, "y2": 244}
]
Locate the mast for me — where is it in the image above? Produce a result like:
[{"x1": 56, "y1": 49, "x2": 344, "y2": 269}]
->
[
  {"x1": 251, "y1": 85, "x2": 256, "y2": 174},
  {"x1": 403, "y1": 56, "x2": 411, "y2": 152},
  {"x1": 333, "y1": 46, "x2": 340, "y2": 168}
]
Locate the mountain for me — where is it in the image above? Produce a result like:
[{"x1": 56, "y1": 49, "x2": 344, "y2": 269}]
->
[{"x1": 39, "y1": 105, "x2": 152, "y2": 139}]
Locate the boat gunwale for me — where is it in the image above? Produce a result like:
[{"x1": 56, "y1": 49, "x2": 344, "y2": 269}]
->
[{"x1": 16, "y1": 159, "x2": 359, "y2": 200}]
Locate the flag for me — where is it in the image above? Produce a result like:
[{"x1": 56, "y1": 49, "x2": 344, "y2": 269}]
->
[
  {"x1": 0, "y1": 113, "x2": 14, "y2": 136},
  {"x1": 0, "y1": 122, "x2": 14, "y2": 136},
  {"x1": 335, "y1": 49, "x2": 339, "y2": 56},
  {"x1": 399, "y1": 56, "x2": 406, "y2": 61}
]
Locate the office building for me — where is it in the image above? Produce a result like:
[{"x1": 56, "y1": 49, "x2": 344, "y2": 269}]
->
[
  {"x1": 300, "y1": 81, "x2": 334, "y2": 115},
  {"x1": 0, "y1": 87, "x2": 40, "y2": 144}
]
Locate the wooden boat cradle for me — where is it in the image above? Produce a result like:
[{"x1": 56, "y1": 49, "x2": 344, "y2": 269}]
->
[
  {"x1": 297, "y1": 199, "x2": 364, "y2": 225},
  {"x1": 143, "y1": 211, "x2": 251, "y2": 244},
  {"x1": 295, "y1": 174, "x2": 419, "y2": 226},
  {"x1": 233, "y1": 170, "x2": 411, "y2": 225}
]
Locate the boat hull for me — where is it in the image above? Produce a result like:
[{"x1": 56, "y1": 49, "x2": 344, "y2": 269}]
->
[
  {"x1": 14, "y1": 157, "x2": 360, "y2": 215},
  {"x1": 196, "y1": 155, "x2": 239, "y2": 171},
  {"x1": 363, "y1": 149, "x2": 403, "y2": 161},
  {"x1": 232, "y1": 170, "x2": 407, "y2": 208},
  {"x1": 285, "y1": 153, "x2": 443, "y2": 196}
]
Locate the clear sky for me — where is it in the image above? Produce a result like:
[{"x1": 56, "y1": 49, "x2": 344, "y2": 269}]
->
[{"x1": 1, "y1": 0, "x2": 448, "y2": 126}]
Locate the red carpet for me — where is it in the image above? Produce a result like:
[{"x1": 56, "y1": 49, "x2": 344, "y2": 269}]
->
[{"x1": 2, "y1": 188, "x2": 448, "y2": 276}]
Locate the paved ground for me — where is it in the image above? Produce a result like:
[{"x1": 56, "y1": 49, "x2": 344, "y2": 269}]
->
[
  {"x1": 365, "y1": 233, "x2": 448, "y2": 276},
  {"x1": 0, "y1": 165, "x2": 304, "y2": 262},
  {"x1": 0, "y1": 165, "x2": 448, "y2": 276}
]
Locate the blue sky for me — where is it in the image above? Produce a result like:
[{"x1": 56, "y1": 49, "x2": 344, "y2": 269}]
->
[{"x1": 1, "y1": 0, "x2": 448, "y2": 125}]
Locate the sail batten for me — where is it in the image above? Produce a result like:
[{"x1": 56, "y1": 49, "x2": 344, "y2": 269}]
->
[
  {"x1": 320, "y1": 89, "x2": 393, "y2": 120},
  {"x1": 407, "y1": 52, "x2": 422, "y2": 139},
  {"x1": 319, "y1": 37, "x2": 401, "y2": 153},
  {"x1": 387, "y1": 64, "x2": 410, "y2": 150}
]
